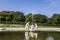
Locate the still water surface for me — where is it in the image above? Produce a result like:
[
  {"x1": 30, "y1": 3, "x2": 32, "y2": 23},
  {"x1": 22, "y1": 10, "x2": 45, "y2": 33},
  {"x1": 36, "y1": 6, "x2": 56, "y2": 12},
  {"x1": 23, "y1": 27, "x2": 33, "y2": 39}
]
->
[{"x1": 0, "y1": 31, "x2": 60, "y2": 40}]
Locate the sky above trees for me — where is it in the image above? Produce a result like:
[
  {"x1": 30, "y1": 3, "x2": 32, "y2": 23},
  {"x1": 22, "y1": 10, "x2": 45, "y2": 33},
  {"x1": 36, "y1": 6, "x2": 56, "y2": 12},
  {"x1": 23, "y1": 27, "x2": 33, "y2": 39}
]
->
[{"x1": 0, "y1": 0, "x2": 60, "y2": 17}]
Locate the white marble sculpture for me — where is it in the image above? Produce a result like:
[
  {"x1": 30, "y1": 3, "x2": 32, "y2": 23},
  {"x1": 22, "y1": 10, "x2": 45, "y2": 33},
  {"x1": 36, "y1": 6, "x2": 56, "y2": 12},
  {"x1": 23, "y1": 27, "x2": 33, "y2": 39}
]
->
[
  {"x1": 35, "y1": 23, "x2": 37, "y2": 29},
  {"x1": 30, "y1": 23, "x2": 37, "y2": 31},
  {"x1": 25, "y1": 22, "x2": 30, "y2": 31},
  {"x1": 25, "y1": 22, "x2": 38, "y2": 40},
  {"x1": 25, "y1": 22, "x2": 37, "y2": 31},
  {"x1": 30, "y1": 24, "x2": 35, "y2": 31}
]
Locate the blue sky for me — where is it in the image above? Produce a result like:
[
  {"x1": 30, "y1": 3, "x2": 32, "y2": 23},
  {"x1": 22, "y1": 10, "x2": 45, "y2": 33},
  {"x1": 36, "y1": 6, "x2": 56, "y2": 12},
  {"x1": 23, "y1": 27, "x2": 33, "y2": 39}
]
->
[{"x1": 0, "y1": 0, "x2": 60, "y2": 17}]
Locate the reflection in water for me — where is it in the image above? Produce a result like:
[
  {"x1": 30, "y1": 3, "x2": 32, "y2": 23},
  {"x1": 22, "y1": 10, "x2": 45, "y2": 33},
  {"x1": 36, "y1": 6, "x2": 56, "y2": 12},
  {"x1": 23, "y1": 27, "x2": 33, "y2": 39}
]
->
[
  {"x1": 25, "y1": 32, "x2": 38, "y2": 40},
  {"x1": 46, "y1": 36, "x2": 54, "y2": 40},
  {"x1": 0, "y1": 31, "x2": 59, "y2": 40}
]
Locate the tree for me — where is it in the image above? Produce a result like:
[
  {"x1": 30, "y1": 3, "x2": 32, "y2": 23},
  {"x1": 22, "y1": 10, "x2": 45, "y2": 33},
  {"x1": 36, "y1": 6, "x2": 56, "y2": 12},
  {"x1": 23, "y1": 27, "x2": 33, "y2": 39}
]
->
[
  {"x1": 34, "y1": 14, "x2": 48, "y2": 23},
  {"x1": 26, "y1": 13, "x2": 48, "y2": 24},
  {"x1": 12, "y1": 11, "x2": 25, "y2": 23},
  {"x1": 49, "y1": 14, "x2": 60, "y2": 25},
  {"x1": 0, "y1": 11, "x2": 25, "y2": 24},
  {"x1": 25, "y1": 13, "x2": 32, "y2": 22}
]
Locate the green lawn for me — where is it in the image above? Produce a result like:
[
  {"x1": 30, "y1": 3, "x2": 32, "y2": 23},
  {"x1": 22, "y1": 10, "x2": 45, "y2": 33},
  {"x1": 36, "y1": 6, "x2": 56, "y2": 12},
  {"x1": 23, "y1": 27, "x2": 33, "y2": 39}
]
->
[
  {"x1": 38, "y1": 26, "x2": 60, "y2": 28},
  {"x1": 0, "y1": 24, "x2": 25, "y2": 28},
  {"x1": 0, "y1": 24, "x2": 60, "y2": 28}
]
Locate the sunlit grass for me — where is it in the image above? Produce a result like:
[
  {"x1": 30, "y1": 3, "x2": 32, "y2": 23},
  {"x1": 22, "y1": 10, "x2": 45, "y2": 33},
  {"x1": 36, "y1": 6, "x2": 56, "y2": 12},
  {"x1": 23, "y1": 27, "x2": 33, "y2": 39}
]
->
[
  {"x1": 0, "y1": 24, "x2": 60, "y2": 28},
  {"x1": 38, "y1": 26, "x2": 60, "y2": 28},
  {"x1": 0, "y1": 24, "x2": 25, "y2": 28}
]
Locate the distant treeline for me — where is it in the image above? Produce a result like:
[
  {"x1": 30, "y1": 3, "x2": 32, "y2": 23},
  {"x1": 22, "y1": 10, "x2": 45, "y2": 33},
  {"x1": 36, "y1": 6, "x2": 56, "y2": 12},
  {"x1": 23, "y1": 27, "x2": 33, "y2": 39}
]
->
[{"x1": 0, "y1": 11, "x2": 60, "y2": 26}]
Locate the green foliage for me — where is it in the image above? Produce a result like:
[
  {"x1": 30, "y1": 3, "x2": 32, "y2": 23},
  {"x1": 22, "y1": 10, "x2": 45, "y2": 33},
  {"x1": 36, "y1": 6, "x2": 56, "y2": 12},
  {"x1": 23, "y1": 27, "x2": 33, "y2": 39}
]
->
[
  {"x1": 12, "y1": 11, "x2": 25, "y2": 23},
  {"x1": 0, "y1": 11, "x2": 25, "y2": 24},
  {"x1": 25, "y1": 13, "x2": 32, "y2": 22},
  {"x1": 34, "y1": 14, "x2": 48, "y2": 23},
  {"x1": 0, "y1": 11, "x2": 60, "y2": 26},
  {"x1": 48, "y1": 14, "x2": 60, "y2": 26}
]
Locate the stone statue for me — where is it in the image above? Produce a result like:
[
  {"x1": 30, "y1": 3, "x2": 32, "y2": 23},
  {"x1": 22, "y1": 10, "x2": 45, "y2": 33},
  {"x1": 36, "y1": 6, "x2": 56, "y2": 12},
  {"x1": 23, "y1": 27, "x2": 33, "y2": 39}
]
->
[
  {"x1": 30, "y1": 24, "x2": 35, "y2": 31},
  {"x1": 25, "y1": 22, "x2": 30, "y2": 31},
  {"x1": 25, "y1": 22, "x2": 38, "y2": 40},
  {"x1": 25, "y1": 22, "x2": 37, "y2": 31},
  {"x1": 30, "y1": 23, "x2": 37, "y2": 31},
  {"x1": 35, "y1": 23, "x2": 37, "y2": 29}
]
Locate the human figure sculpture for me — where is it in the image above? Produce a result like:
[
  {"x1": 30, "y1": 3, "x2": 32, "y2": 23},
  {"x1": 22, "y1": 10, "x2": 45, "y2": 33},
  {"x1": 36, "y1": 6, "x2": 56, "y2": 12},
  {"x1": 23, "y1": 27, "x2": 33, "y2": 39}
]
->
[
  {"x1": 30, "y1": 24, "x2": 35, "y2": 31},
  {"x1": 25, "y1": 22, "x2": 30, "y2": 31},
  {"x1": 25, "y1": 22, "x2": 38, "y2": 40},
  {"x1": 34, "y1": 23, "x2": 37, "y2": 29},
  {"x1": 25, "y1": 22, "x2": 37, "y2": 31},
  {"x1": 30, "y1": 23, "x2": 37, "y2": 31}
]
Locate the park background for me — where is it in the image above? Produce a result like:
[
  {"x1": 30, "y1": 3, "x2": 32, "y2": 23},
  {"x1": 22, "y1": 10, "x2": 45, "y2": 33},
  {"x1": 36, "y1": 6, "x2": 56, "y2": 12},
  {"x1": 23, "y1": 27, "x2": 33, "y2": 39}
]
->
[{"x1": 0, "y1": 11, "x2": 60, "y2": 28}]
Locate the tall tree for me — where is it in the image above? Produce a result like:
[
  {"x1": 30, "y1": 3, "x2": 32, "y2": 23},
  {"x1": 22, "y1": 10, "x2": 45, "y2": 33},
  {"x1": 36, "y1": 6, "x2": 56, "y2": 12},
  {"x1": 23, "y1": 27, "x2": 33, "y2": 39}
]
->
[
  {"x1": 12, "y1": 11, "x2": 25, "y2": 23},
  {"x1": 26, "y1": 13, "x2": 48, "y2": 24},
  {"x1": 34, "y1": 14, "x2": 48, "y2": 23},
  {"x1": 49, "y1": 14, "x2": 60, "y2": 25},
  {"x1": 25, "y1": 13, "x2": 32, "y2": 22}
]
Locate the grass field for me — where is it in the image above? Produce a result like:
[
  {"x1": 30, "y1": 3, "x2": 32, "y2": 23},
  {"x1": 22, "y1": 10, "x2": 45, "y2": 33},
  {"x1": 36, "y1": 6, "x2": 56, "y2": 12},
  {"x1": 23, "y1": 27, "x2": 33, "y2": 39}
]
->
[
  {"x1": 0, "y1": 24, "x2": 25, "y2": 28},
  {"x1": 38, "y1": 26, "x2": 60, "y2": 28},
  {"x1": 0, "y1": 24, "x2": 60, "y2": 28}
]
